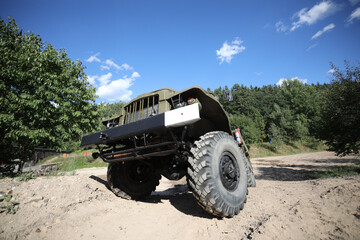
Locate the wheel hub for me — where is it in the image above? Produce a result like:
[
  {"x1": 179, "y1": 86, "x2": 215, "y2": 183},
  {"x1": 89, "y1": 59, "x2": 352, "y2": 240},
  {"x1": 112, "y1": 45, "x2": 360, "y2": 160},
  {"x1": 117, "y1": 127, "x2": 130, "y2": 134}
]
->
[
  {"x1": 130, "y1": 162, "x2": 149, "y2": 182},
  {"x1": 219, "y1": 152, "x2": 240, "y2": 191}
]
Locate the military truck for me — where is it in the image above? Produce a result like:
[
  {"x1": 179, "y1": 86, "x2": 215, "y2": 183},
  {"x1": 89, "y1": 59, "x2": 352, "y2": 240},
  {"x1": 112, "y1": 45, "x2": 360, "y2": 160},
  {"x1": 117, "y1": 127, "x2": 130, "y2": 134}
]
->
[{"x1": 81, "y1": 86, "x2": 255, "y2": 217}]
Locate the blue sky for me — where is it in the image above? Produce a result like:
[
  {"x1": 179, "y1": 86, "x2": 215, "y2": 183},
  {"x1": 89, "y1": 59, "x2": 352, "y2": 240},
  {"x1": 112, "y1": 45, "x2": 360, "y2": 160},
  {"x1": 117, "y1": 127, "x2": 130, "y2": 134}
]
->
[{"x1": 1, "y1": 0, "x2": 360, "y2": 103}]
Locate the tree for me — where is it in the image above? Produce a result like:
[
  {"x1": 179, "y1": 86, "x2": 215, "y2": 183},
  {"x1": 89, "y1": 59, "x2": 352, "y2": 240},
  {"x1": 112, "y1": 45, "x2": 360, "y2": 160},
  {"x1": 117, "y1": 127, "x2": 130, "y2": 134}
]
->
[
  {"x1": 267, "y1": 103, "x2": 293, "y2": 145},
  {"x1": 280, "y1": 79, "x2": 322, "y2": 137},
  {"x1": 0, "y1": 18, "x2": 98, "y2": 164},
  {"x1": 318, "y1": 61, "x2": 360, "y2": 156},
  {"x1": 97, "y1": 101, "x2": 126, "y2": 130},
  {"x1": 229, "y1": 114, "x2": 262, "y2": 144}
]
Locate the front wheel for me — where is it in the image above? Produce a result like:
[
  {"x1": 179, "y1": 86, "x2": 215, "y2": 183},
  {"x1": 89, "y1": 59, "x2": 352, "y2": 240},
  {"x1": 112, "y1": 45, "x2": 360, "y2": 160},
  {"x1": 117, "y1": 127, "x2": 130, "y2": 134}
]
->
[
  {"x1": 187, "y1": 131, "x2": 248, "y2": 217},
  {"x1": 107, "y1": 160, "x2": 161, "y2": 200}
]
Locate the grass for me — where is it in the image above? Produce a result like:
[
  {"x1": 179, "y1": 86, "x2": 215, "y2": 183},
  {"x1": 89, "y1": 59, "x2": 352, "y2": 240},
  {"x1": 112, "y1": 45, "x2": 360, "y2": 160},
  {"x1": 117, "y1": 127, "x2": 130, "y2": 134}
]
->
[
  {"x1": 308, "y1": 164, "x2": 360, "y2": 179},
  {"x1": 17, "y1": 172, "x2": 38, "y2": 181},
  {"x1": 0, "y1": 152, "x2": 107, "y2": 180},
  {"x1": 37, "y1": 151, "x2": 107, "y2": 173},
  {"x1": 57, "y1": 156, "x2": 107, "y2": 172},
  {"x1": 0, "y1": 193, "x2": 19, "y2": 214},
  {"x1": 36, "y1": 155, "x2": 59, "y2": 165},
  {"x1": 249, "y1": 140, "x2": 327, "y2": 158}
]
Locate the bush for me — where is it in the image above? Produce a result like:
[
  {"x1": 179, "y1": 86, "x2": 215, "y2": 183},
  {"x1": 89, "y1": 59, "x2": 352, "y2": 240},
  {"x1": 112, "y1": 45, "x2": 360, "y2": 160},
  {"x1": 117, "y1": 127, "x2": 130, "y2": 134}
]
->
[
  {"x1": 229, "y1": 114, "x2": 262, "y2": 144},
  {"x1": 17, "y1": 172, "x2": 38, "y2": 181}
]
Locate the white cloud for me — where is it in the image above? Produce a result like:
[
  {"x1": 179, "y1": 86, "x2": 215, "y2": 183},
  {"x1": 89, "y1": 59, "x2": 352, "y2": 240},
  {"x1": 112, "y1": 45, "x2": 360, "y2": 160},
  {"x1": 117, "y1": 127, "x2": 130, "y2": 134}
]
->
[
  {"x1": 120, "y1": 63, "x2": 134, "y2": 71},
  {"x1": 100, "y1": 65, "x2": 110, "y2": 71},
  {"x1": 216, "y1": 38, "x2": 246, "y2": 64},
  {"x1": 349, "y1": 0, "x2": 360, "y2": 6},
  {"x1": 104, "y1": 59, "x2": 121, "y2": 70},
  {"x1": 131, "y1": 72, "x2": 140, "y2": 78},
  {"x1": 98, "y1": 73, "x2": 112, "y2": 86},
  {"x1": 307, "y1": 43, "x2": 319, "y2": 51},
  {"x1": 85, "y1": 55, "x2": 139, "y2": 101},
  {"x1": 275, "y1": 21, "x2": 288, "y2": 32},
  {"x1": 311, "y1": 23, "x2": 335, "y2": 40},
  {"x1": 100, "y1": 60, "x2": 134, "y2": 71},
  {"x1": 87, "y1": 75, "x2": 98, "y2": 85},
  {"x1": 347, "y1": 7, "x2": 360, "y2": 23},
  {"x1": 291, "y1": 1, "x2": 339, "y2": 31},
  {"x1": 86, "y1": 53, "x2": 101, "y2": 63},
  {"x1": 231, "y1": 38, "x2": 241, "y2": 45},
  {"x1": 327, "y1": 69, "x2": 336, "y2": 74},
  {"x1": 96, "y1": 77, "x2": 135, "y2": 102},
  {"x1": 277, "y1": 77, "x2": 308, "y2": 86}
]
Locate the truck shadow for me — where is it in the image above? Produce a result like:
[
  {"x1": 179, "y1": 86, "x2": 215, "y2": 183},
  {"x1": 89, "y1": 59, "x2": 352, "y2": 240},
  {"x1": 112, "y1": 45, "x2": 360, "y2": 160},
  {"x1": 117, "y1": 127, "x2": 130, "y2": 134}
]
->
[
  {"x1": 148, "y1": 184, "x2": 215, "y2": 219},
  {"x1": 168, "y1": 192, "x2": 215, "y2": 219},
  {"x1": 89, "y1": 175, "x2": 214, "y2": 218},
  {"x1": 89, "y1": 175, "x2": 110, "y2": 189},
  {"x1": 255, "y1": 166, "x2": 317, "y2": 181},
  {"x1": 313, "y1": 158, "x2": 360, "y2": 164}
]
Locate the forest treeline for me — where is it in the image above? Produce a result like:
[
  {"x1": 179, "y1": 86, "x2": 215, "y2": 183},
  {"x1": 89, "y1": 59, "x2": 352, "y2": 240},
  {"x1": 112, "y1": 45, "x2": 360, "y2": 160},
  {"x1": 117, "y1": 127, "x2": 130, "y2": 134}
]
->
[
  {"x1": 207, "y1": 62, "x2": 359, "y2": 156},
  {"x1": 211, "y1": 79, "x2": 324, "y2": 145}
]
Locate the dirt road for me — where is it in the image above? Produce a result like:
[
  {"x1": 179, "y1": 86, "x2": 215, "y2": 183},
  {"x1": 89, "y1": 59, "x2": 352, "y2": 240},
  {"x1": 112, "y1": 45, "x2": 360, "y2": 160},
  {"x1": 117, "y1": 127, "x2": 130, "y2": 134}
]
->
[{"x1": 1, "y1": 151, "x2": 359, "y2": 240}]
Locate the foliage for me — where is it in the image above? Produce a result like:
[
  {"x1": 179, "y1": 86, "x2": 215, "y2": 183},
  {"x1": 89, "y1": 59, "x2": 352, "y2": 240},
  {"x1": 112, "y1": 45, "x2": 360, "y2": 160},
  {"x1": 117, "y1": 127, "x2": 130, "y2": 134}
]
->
[
  {"x1": 97, "y1": 101, "x2": 126, "y2": 130},
  {"x1": 55, "y1": 155, "x2": 107, "y2": 172},
  {"x1": 317, "y1": 62, "x2": 360, "y2": 156},
  {"x1": 212, "y1": 78, "x2": 323, "y2": 146},
  {"x1": 17, "y1": 172, "x2": 38, "y2": 181},
  {"x1": 0, "y1": 193, "x2": 19, "y2": 214},
  {"x1": 268, "y1": 103, "x2": 293, "y2": 145},
  {"x1": 212, "y1": 64, "x2": 358, "y2": 156},
  {"x1": 229, "y1": 114, "x2": 261, "y2": 144},
  {"x1": 0, "y1": 18, "x2": 99, "y2": 163}
]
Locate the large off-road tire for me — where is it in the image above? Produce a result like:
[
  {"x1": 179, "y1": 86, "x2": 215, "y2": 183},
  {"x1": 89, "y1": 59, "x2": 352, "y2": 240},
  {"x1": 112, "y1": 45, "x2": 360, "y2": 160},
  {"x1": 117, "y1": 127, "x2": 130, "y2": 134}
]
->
[
  {"x1": 107, "y1": 161, "x2": 161, "y2": 200},
  {"x1": 187, "y1": 131, "x2": 248, "y2": 217}
]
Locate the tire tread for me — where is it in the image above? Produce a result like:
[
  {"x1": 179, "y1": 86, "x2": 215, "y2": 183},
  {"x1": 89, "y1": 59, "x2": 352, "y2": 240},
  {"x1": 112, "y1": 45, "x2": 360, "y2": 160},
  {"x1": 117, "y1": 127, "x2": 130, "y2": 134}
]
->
[{"x1": 187, "y1": 131, "x2": 248, "y2": 217}]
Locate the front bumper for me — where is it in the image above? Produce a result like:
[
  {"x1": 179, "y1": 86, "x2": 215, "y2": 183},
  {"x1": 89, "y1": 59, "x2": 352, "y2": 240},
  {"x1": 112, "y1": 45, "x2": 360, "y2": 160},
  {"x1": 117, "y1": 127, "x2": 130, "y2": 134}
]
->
[{"x1": 80, "y1": 103, "x2": 200, "y2": 147}]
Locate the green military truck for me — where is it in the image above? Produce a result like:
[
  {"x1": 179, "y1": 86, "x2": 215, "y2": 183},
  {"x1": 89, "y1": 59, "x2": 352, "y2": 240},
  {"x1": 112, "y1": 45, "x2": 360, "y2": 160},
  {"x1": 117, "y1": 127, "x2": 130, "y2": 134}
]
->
[{"x1": 81, "y1": 86, "x2": 255, "y2": 217}]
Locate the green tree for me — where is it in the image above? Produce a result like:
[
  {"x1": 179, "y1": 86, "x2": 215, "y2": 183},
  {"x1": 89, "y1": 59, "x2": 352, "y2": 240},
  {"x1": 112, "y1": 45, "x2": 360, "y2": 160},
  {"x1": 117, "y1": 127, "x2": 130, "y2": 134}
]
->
[
  {"x1": 280, "y1": 78, "x2": 322, "y2": 137},
  {"x1": 229, "y1": 114, "x2": 261, "y2": 144},
  {"x1": 318, "y1": 62, "x2": 360, "y2": 156},
  {"x1": 246, "y1": 106, "x2": 266, "y2": 141},
  {"x1": 267, "y1": 103, "x2": 293, "y2": 144},
  {"x1": 0, "y1": 18, "x2": 98, "y2": 164},
  {"x1": 97, "y1": 101, "x2": 126, "y2": 130}
]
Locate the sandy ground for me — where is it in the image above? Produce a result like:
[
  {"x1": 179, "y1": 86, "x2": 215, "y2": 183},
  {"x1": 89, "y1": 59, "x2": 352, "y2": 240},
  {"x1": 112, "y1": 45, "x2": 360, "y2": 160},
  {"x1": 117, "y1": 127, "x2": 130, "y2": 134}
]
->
[{"x1": 1, "y1": 151, "x2": 360, "y2": 240}]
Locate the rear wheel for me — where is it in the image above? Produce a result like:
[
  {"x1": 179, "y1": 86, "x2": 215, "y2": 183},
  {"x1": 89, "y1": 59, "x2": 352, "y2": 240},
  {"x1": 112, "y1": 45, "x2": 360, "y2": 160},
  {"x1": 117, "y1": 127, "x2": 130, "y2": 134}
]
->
[
  {"x1": 107, "y1": 160, "x2": 161, "y2": 200},
  {"x1": 187, "y1": 131, "x2": 248, "y2": 217}
]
